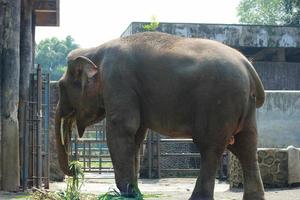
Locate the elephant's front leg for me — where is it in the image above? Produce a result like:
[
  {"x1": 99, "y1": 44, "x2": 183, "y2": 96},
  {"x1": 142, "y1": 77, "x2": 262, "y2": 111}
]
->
[{"x1": 106, "y1": 115, "x2": 141, "y2": 197}]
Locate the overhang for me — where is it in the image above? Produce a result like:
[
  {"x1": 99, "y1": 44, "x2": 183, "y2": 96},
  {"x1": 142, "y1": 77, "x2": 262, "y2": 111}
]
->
[{"x1": 34, "y1": 0, "x2": 59, "y2": 26}]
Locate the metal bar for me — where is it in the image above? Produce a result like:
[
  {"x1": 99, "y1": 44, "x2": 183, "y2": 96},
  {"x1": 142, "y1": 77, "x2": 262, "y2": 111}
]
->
[
  {"x1": 30, "y1": 73, "x2": 35, "y2": 188},
  {"x1": 83, "y1": 143, "x2": 86, "y2": 171},
  {"x1": 160, "y1": 153, "x2": 200, "y2": 157},
  {"x1": 159, "y1": 139, "x2": 193, "y2": 143},
  {"x1": 147, "y1": 130, "x2": 152, "y2": 178},
  {"x1": 160, "y1": 168, "x2": 200, "y2": 172},
  {"x1": 22, "y1": 104, "x2": 29, "y2": 190},
  {"x1": 36, "y1": 65, "x2": 42, "y2": 188},
  {"x1": 157, "y1": 134, "x2": 161, "y2": 178},
  {"x1": 44, "y1": 73, "x2": 50, "y2": 189}
]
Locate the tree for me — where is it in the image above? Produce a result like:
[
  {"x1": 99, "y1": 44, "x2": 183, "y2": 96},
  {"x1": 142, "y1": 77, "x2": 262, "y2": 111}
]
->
[
  {"x1": 35, "y1": 36, "x2": 79, "y2": 80},
  {"x1": 237, "y1": 0, "x2": 300, "y2": 25}
]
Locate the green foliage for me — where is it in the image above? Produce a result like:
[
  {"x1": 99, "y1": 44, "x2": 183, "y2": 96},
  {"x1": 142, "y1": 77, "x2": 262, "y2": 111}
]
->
[
  {"x1": 98, "y1": 189, "x2": 162, "y2": 200},
  {"x1": 98, "y1": 186, "x2": 143, "y2": 200},
  {"x1": 58, "y1": 161, "x2": 85, "y2": 200},
  {"x1": 143, "y1": 16, "x2": 159, "y2": 31},
  {"x1": 35, "y1": 36, "x2": 79, "y2": 80},
  {"x1": 237, "y1": 0, "x2": 300, "y2": 25}
]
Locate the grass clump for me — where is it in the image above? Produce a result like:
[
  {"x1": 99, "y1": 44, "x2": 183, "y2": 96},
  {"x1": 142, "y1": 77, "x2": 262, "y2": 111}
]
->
[
  {"x1": 58, "y1": 160, "x2": 85, "y2": 200},
  {"x1": 98, "y1": 187, "x2": 162, "y2": 200}
]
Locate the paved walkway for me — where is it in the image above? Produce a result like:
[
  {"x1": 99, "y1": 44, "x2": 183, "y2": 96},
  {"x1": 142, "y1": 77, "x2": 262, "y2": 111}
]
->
[{"x1": 1, "y1": 176, "x2": 300, "y2": 199}]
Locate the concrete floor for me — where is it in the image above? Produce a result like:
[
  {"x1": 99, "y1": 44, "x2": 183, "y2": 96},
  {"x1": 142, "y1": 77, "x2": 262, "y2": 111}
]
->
[{"x1": 1, "y1": 175, "x2": 300, "y2": 199}]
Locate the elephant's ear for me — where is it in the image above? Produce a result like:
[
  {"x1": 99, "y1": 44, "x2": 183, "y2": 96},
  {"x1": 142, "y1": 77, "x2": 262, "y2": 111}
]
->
[
  {"x1": 74, "y1": 56, "x2": 98, "y2": 79},
  {"x1": 73, "y1": 56, "x2": 99, "y2": 94}
]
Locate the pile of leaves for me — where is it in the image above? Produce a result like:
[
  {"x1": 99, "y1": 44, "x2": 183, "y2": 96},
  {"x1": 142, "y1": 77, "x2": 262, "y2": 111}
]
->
[{"x1": 31, "y1": 161, "x2": 85, "y2": 200}]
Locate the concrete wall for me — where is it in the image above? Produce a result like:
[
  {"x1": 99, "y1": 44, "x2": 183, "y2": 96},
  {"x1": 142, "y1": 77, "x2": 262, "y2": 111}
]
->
[
  {"x1": 257, "y1": 91, "x2": 300, "y2": 147},
  {"x1": 122, "y1": 22, "x2": 300, "y2": 48},
  {"x1": 254, "y1": 62, "x2": 300, "y2": 90}
]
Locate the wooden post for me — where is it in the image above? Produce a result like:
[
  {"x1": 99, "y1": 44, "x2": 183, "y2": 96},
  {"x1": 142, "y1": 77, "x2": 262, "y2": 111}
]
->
[
  {"x1": 20, "y1": 0, "x2": 33, "y2": 190},
  {"x1": 1, "y1": 0, "x2": 21, "y2": 191},
  {"x1": 0, "y1": 0, "x2": 6, "y2": 191}
]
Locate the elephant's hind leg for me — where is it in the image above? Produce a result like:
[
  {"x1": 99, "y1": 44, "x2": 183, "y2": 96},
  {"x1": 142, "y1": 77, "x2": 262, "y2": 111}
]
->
[
  {"x1": 227, "y1": 113, "x2": 265, "y2": 200},
  {"x1": 190, "y1": 128, "x2": 232, "y2": 200}
]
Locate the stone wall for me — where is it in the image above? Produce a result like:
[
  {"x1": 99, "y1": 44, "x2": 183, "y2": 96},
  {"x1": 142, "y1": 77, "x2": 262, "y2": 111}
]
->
[
  {"x1": 229, "y1": 147, "x2": 300, "y2": 188},
  {"x1": 122, "y1": 22, "x2": 300, "y2": 48}
]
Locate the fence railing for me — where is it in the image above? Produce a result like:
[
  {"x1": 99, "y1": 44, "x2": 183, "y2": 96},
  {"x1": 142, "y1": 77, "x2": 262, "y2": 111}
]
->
[{"x1": 71, "y1": 123, "x2": 228, "y2": 179}]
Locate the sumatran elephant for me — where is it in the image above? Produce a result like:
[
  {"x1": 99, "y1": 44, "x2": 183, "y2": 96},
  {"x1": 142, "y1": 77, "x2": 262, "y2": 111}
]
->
[{"x1": 55, "y1": 32, "x2": 265, "y2": 200}]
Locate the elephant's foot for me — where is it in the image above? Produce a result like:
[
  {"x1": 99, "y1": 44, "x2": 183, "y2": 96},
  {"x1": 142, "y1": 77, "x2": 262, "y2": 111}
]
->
[
  {"x1": 119, "y1": 183, "x2": 141, "y2": 198},
  {"x1": 243, "y1": 192, "x2": 265, "y2": 200}
]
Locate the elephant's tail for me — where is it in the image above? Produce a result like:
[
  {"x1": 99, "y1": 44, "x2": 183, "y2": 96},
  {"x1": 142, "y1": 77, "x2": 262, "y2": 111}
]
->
[{"x1": 245, "y1": 60, "x2": 265, "y2": 108}]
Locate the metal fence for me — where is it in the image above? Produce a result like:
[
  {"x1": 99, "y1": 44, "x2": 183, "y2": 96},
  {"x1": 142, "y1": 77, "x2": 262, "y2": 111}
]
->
[
  {"x1": 70, "y1": 123, "x2": 228, "y2": 179},
  {"x1": 71, "y1": 120, "x2": 114, "y2": 174},
  {"x1": 21, "y1": 65, "x2": 50, "y2": 189}
]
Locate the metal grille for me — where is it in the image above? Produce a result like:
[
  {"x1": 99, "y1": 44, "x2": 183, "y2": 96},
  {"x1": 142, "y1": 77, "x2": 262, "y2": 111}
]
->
[
  {"x1": 71, "y1": 120, "x2": 114, "y2": 175},
  {"x1": 21, "y1": 65, "x2": 50, "y2": 189}
]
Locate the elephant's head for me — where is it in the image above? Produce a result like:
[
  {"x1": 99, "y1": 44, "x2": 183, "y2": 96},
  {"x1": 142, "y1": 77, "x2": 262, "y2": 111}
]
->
[{"x1": 55, "y1": 55, "x2": 105, "y2": 176}]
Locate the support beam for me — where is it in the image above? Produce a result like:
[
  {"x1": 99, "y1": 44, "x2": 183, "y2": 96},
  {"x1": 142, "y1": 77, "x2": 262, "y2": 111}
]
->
[
  {"x1": 0, "y1": 0, "x2": 5, "y2": 191},
  {"x1": 19, "y1": 0, "x2": 33, "y2": 190},
  {"x1": 1, "y1": 0, "x2": 21, "y2": 191}
]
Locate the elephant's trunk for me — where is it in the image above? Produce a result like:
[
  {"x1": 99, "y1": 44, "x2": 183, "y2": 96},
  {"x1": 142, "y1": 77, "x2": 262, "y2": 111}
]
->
[{"x1": 55, "y1": 103, "x2": 74, "y2": 176}]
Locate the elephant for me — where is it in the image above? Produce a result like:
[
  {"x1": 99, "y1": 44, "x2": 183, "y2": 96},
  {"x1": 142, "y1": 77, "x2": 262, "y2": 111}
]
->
[{"x1": 55, "y1": 32, "x2": 265, "y2": 200}]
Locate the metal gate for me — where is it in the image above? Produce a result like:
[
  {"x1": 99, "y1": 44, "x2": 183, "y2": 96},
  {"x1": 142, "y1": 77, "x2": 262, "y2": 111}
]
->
[
  {"x1": 21, "y1": 65, "x2": 50, "y2": 189},
  {"x1": 71, "y1": 120, "x2": 114, "y2": 174}
]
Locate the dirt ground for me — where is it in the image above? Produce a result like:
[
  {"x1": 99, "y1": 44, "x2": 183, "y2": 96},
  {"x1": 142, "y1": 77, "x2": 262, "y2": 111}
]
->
[
  {"x1": 51, "y1": 175, "x2": 300, "y2": 200},
  {"x1": 1, "y1": 175, "x2": 300, "y2": 199}
]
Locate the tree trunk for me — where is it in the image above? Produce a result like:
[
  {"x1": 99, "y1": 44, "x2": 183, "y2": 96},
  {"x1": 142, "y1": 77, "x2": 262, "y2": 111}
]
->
[
  {"x1": 19, "y1": 0, "x2": 33, "y2": 188},
  {"x1": 1, "y1": 0, "x2": 21, "y2": 191}
]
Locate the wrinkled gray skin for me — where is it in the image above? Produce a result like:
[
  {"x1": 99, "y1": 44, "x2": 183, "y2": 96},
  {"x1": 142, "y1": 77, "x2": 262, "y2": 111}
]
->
[{"x1": 55, "y1": 32, "x2": 265, "y2": 200}]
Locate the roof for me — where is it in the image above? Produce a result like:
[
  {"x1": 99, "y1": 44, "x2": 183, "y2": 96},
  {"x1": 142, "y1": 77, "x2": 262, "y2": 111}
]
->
[{"x1": 34, "y1": 0, "x2": 59, "y2": 26}]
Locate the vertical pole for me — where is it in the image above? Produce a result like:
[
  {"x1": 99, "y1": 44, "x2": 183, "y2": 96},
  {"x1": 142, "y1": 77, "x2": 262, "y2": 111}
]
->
[
  {"x1": 83, "y1": 143, "x2": 86, "y2": 171},
  {"x1": 1, "y1": 0, "x2": 21, "y2": 191},
  {"x1": 147, "y1": 130, "x2": 152, "y2": 178},
  {"x1": 0, "y1": 1, "x2": 5, "y2": 191},
  {"x1": 20, "y1": 0, "x2": 33, "y2": 190},
  {"x1": 22, "y1": 103, "x2": 29, "y2": 190},
  {"x1": 89, "y1": 142, "x2": 91, "y2": 172},
  {"x1": 44, "y1": 73, "x2": 50, "y2": 189},
  {"x1": 157, "y1": 134, "x2": 161, "y2": 178},
  {"x1": 36, "y1": 65, "x2": 42, "y2": 187},
  {"x1": 29, "y1": 73, "x2": 34, "y2": 187}
]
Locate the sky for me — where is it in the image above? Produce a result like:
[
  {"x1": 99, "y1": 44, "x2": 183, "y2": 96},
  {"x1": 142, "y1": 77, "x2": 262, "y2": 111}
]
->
[{"x1": 35, "y1": 0, "x2": 241, "y2": 48}]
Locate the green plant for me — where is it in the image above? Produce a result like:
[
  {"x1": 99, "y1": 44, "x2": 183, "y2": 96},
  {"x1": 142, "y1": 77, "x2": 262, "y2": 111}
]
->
[
  {"x1": 58, "y1": 160, "x2": 85, "y2": 200},
  {"x1": 98, "y1": 186, "x2": 143, "y2": 200},
  {"x1": 143, "y1": 16, "x2": 159, "y2": 31}
]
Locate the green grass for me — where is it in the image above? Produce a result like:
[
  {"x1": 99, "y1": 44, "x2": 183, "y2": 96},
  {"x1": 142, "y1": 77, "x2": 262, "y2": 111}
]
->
[{"x1": 98, "y1": 190, "x2": 162, "y2": 200}]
